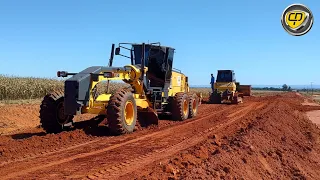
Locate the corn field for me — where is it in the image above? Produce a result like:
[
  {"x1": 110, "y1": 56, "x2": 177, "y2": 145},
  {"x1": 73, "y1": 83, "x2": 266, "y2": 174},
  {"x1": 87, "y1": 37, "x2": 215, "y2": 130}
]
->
[
  {"x1": 0, "y1": 75, "x2": 129, "y2": 101},
  {"x1": 0, "y1": 75, "x2": 211, "y2": 101}
]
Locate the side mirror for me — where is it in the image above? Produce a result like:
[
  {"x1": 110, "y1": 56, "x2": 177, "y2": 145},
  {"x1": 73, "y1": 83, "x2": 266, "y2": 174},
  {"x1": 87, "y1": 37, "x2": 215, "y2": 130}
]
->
[{"x1": 115, "y1": 47, "x2": 120, "y2": 55}]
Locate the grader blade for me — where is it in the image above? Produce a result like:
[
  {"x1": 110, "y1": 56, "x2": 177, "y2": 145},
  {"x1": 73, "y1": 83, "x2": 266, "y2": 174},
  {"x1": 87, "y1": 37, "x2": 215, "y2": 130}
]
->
[
  {"x1": 137, "y1": 107, "x2": 159, "y2": 127},
  {"x1": 231, "y1": 95, "x2": 243, "y2": 104},
  {"x1": 209, "y1": 92, "x2": 222, "y2": 104}
]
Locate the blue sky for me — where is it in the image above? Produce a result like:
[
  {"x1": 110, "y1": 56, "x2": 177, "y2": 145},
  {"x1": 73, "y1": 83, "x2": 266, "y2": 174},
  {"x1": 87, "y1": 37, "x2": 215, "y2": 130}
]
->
[{"x1": 0, "y1": 0, "x2": 319, "y2": 86}]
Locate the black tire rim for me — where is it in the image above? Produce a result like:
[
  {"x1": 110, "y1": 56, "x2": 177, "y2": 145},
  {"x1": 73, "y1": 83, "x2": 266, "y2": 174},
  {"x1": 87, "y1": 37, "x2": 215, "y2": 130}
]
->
[{"x1": 56, "y1": 101, "x2": 69, "y2": 125}]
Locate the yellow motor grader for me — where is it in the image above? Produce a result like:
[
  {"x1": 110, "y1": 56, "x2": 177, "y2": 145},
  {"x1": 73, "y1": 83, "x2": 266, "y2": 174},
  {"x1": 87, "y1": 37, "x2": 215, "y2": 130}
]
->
[{"x1": 39, "y1": 42, "x2": 202, "y2": 135}]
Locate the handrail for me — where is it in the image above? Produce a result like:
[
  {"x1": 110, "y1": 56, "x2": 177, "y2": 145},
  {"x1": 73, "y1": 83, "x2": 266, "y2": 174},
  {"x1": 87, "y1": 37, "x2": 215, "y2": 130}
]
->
[{"x1": 172, "y1": 68, "x2": 181, "y2": 73}]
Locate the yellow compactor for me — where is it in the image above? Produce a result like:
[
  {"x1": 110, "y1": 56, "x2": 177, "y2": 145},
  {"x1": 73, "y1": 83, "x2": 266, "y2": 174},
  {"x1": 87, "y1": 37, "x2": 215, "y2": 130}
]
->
[{"x1": 209, "y1": 70, "x2": 251, "y2": 104}]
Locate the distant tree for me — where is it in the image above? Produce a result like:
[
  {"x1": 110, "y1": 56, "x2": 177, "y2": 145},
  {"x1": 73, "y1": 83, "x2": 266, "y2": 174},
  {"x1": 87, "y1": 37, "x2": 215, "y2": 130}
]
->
[
  {"x1": 282, "y1": 84, "x2": 288, "y2": 91},
  {"x1": 288, "y1": 86, "x2": 292, "y2": 91}
]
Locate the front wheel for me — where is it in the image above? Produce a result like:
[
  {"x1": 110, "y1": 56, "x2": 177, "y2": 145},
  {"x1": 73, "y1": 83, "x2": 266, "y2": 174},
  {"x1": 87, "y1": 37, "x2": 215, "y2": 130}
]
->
[
  {"x1": 106, "y1": 88, "x2": 137, "y2": 135},
  {"x1": 39, "y1": 91, "x2": 74, "y2": 134}
]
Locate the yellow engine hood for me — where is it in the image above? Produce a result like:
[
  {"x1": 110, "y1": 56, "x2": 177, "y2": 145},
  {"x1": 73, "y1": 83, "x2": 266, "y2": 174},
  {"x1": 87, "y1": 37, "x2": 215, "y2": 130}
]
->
[{"x1": 214, "y1": 82, "x2": 236, "y2": 92}]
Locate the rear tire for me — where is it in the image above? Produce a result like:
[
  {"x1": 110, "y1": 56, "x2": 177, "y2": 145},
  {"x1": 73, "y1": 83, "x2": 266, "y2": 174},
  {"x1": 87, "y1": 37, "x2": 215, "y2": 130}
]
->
[
  {"x1": 171, "y1": 92, "x2": 189, "y2": 121},
  {"x1": 188, "y1": 93, "x2": 199, "y2": 118},
  {"x1": 106, "y1": 88, "x2": 137, "y2": 135},
  {"x1": 39, "y1": 91, "x2": 74, "y2": 134}
]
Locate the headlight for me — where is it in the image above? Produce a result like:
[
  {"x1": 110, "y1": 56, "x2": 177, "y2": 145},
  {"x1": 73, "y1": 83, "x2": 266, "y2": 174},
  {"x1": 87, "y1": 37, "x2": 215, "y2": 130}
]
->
[
  {"x1": 103, "y1": 72, "x2": 113, "y2": 78},
  {"x1": 57, "y1": 71, "x2": 68, "y2": 77}
]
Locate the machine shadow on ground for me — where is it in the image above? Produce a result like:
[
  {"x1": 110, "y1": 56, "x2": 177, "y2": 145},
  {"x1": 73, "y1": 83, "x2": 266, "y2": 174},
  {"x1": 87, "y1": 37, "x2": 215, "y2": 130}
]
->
[
  {"x1": 9, "y1": 114, "x2": 166, "y2": 139},
  {"x1": 10, "y1": 132, "x2": 47, "y2": 140}
]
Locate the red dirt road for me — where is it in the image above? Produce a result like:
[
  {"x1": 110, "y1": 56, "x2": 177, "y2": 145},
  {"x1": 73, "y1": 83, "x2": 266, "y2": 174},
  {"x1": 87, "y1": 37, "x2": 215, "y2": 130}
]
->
[{"x1": 0, "y1": 93, "x2": 320, "y2": 180}]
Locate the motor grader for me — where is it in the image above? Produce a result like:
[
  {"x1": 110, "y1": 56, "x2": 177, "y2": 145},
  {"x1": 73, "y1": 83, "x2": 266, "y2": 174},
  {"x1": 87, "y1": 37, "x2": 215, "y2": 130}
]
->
[
  {"x1": 209, "y1": 70, "x2": 251, "y2": 104},
  {"x1": 39, "y1": 42, "x2": 202, "y2": 135}
]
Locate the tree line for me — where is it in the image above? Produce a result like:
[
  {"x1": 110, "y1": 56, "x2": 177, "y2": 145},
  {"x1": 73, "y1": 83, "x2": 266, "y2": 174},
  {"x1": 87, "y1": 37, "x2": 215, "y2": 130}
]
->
[{"x1": 252, "y1": 84, "x2": 320, "y2": 92}]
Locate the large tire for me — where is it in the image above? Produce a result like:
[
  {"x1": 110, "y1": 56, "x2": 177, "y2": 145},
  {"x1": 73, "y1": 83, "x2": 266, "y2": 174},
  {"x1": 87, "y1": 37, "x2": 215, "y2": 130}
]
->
[
  {"x1": 171, "y1": 92, "x2": 189, "y2": 121},
  {"x1": 106, "y1": 88, "x2": 137, "y2": 135},
  {"x1": 188, "y1": 93, "x2": 199, "y2": 118},
  {"x1": 39, "y1": 91, "x2": 74, "y2": 134}
]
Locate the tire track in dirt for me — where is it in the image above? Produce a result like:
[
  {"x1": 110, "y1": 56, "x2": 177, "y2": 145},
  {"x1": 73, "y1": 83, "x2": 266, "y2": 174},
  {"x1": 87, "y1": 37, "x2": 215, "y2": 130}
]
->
[
  {"x1": 0, "y1": 104, "x2": 237, "y2": 180},
  {"x1": 0, "y1": 139, "x2": 102, "y2": 167},
  {"x1": 0, "y1": 102, "x2": 219, "y2": 167},
  {"x1": 0, "y1": 104, "x2": 225, "y2": 166},
  {"x1": 85, "y1": 102, "x2": 265, "y2": 180},
  {"x1": 122, "y1": 97, "x2": 291, "y2": 180}
]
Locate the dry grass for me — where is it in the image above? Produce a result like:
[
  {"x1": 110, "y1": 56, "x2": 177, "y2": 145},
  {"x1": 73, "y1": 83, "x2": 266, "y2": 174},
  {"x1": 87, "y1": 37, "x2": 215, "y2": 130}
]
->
[
  {"x1": 300, "y1": 92, "x2": 320, "y2": 103},
  {"x1": 189, "y1": 88, "x2": 284, "y2": 98},
  {"x1": 0, "y1": 99, "x2": 42, "y2": 106},
  {"x1": 190, "y1": 88, "x2": 211, "y2": 98},
  {"x1": 314, "y1": 97, "x2": 320, "y2": 103}
]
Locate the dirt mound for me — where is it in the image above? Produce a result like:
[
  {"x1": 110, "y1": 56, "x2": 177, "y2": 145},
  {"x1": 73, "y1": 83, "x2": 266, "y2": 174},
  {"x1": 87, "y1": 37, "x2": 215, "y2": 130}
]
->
[
  {"x1": 131, "y1": 93, "x2": 320, "y2": 180},
  {"x1": 0, "y1": 104, "x2": 40, "y2": 134},
  {"x1": 0, "y1": 129, "x2": 98, "y2": 162},
  {"x1": 0, "y1": 103, "x2": 96, "y2": 135}
]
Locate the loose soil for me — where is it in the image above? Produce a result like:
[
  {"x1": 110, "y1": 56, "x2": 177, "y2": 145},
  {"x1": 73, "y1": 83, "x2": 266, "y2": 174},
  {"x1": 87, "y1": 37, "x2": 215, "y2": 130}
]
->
[
  {"x1": 0, "y1": 103, "x2": 94, "y2": 135},
  {"x1": 0, "y1": 92, "x2": 319, "y2": 180}
]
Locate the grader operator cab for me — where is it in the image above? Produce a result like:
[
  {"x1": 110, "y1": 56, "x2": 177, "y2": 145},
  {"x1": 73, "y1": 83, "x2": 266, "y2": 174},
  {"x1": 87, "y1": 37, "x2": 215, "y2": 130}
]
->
[
  {"x1": 209, "y1": 70, "x2": 251, "y2": 104},
  {"x1": 40, "y1": 42, "x2": 201, "y2": 135}
]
